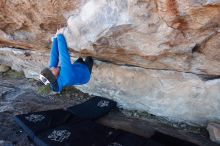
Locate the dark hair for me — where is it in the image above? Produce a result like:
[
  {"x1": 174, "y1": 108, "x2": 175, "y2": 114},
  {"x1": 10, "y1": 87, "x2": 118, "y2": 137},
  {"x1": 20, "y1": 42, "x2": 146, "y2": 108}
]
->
[{"x1": 40, "y1": 68, "x2": 56, "y2": 84}]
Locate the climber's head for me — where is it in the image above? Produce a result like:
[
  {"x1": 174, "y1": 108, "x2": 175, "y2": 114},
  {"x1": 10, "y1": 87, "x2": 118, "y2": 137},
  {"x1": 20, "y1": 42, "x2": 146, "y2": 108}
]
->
[{"x1": 39, "y1": 67, "x2": 59, "y2": 85}]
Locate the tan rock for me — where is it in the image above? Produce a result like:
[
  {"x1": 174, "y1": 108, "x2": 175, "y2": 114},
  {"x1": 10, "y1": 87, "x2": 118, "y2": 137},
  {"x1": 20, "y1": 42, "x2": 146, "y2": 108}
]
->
[
  {"x1": 207, "y1": 122, "x2": 220, "y2": 144},
  {"x1": 62, "y1": 0, "x2": 220, "y2": 75},
  {"x1": 1, "y1": 47, "x2": 220, "y2": 125},
  {"x1": 77, "y1": 60, "x2": 220, "y2": 125},
  {"x1": 0, "y1": 0, "x2": 220, "y2": 125},
  {"x1": 0, "y1": 64, "x2": 10, "y2": 72},
  {"x1": 0, "y1": 0, "x2": 79, "y2": 50},
  {"x1": 1, "y1": 0, "x2": 220, "y2": 75}
]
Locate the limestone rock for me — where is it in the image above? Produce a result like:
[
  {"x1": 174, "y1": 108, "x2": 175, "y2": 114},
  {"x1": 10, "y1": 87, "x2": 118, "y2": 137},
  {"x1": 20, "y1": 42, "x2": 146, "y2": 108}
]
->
[
  {"x1": 207, "y1": 122, "x2": 220, "y2": 144},
  {"x1": 0, "y1": 0, "x2": 79, "y2": 50},
  {"x1": 0, "y1": 48, "x2": 48, "y2": 78},
  {"x1": 1, "y1": 0, "x2": 220, "y2": 75},
  {"x1": 0, "y1": 64, "x2": 10, "y2": 72},
  {"x1": 62, "y1": 0, "x2": 220, "y2": 75},
  {"x1": 77, "y1": 60, "x2": 220, "y2": 125},
  {"x1": 0, "y1": 0, "x2": 220, "y2": 125},
  {"x1": 1, "y1": 47, "x2": 220, "y2": 125}
]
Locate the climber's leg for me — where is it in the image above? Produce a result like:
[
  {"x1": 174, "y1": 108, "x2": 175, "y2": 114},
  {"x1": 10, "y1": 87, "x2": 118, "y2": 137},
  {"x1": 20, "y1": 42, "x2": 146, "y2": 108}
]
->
[{"x1": 85, "y1": 56, "x2": 93, "y2": 73}]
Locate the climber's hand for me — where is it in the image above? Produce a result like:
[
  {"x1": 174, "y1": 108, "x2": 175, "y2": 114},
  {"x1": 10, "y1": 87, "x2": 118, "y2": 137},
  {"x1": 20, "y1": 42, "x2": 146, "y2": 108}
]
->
[{"x1": 56, "y1": 28, "x2": 65, "y2": 36}]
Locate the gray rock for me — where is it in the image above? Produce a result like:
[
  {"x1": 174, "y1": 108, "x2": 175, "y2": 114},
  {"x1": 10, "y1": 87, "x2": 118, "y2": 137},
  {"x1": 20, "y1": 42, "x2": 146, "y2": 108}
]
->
[
  {"x1": 207, "y1": 122, "x2": 220, "y2": 144},
  {"x1": 0, "y1": 140, "x2": 13, "y2": 146}
]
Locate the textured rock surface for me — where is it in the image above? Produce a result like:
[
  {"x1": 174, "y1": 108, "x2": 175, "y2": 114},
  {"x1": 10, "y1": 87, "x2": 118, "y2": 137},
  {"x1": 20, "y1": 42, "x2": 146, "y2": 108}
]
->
[
  {"x1": 0, "y1": 0, "x2": 79, "y2": 50},
  {"x1": 0, "y1": 64, "x2": 10, "y2": 72},
  {"x1": 78, "y1": 61, "x2": 220, "y2": 124},
  {"x1": 1, "y1": 47, "x2": 220, "y2": 125},
  {"x1": 207, "y1": 122, "x2": 220, "y2": 144},
  {"x1": 62, "y1": 0, "x2": 220, "y2": 75},
  {"x1": 1, "y1": 0, "x2": 220, "y2": 75},
  {"x1": 0, "y1": 0, "x2": 220, "y2": 125}
]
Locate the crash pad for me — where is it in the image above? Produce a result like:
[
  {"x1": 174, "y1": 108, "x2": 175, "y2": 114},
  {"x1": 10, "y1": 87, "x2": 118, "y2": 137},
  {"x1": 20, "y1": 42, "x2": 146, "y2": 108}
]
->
[{"x1": 67, "y1": 96, "x2": 117, "y2": 120}]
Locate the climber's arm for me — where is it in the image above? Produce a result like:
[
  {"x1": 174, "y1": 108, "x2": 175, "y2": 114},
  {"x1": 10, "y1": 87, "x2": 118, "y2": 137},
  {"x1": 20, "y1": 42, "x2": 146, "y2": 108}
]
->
[
  {"x1": 57, "y1": 34, "x2": 72, "y2": 67},
  {"x1": 49, "y1": 37, "x2": 59, "y2": 68}
]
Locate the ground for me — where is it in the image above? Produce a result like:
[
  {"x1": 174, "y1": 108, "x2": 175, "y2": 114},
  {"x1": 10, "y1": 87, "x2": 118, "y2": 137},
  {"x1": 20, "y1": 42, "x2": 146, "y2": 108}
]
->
[
  {"x1": 0, "y1": 70, "x2": 92, "y2": 146},
  {"x1": 0, "y1": 69, "x2": 217, "y2": 146}
]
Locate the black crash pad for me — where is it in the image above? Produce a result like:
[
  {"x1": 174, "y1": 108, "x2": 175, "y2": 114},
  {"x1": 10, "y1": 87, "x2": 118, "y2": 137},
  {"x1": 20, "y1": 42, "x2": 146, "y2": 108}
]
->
[
  {"x1": 67, "y1": 96, "x2": 117, "y2": 120},
  {"x1": 33, "y1": 120, "x2": 118, "y2": 146},
  {"x1": 14, "y1": 109, "x2": 194, "y2": 146},
  {"x1": 33, "y1": 120, "x2": 157, "y2": 146},
  {"x1": 14, "y1": 97, "x2": 198, "y2": 146},
  {"x1": 14, "y1": 109, "x2": 80, "y2": 140}
]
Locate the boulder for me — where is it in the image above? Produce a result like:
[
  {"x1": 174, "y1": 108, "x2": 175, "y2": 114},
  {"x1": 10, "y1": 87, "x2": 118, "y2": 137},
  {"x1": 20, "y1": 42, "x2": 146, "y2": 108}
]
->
[
  {"x1": 1, "y1": 0, "x2": 220, "y2": 75},
  {"x1": 0, "y1": 0, "x2": 220, "y2": 125},
  {"x1": 62, "y1": 0, "x2": 220, "y2": 75},
  {"x1": 1, "y1": 47, "x2": 220, "y2": 125},
  {"x1": 207, "y1": 122, "x2": 220, "y2": 144},
  {"x1": 0, "y1": 0, "x2": 78, "y2": 50},
  {"x1": 0, "y1": 64, "x2": 10, "y2": 73}
]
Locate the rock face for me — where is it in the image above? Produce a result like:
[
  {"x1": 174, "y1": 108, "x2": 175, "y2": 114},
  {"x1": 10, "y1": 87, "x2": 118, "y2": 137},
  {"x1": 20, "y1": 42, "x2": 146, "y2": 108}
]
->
[
  {"x1": 0, "y1": 0, "x2": 220, "y2": 125},
  {"x1": 0, "y1": 64, "x2": 10, "y2": 72},
  {"x1": 207, "y1": 122, "x2": 220, "y2": 144},
  {"x1": 1, "y1": 47, "x2": 220, "y2": 126},
  {"x1": 62, "y1": 0, "x2": 220, "y2": 75},
  {"x1": 0, "y1": 0, "x2": 79, "y2": 49}
]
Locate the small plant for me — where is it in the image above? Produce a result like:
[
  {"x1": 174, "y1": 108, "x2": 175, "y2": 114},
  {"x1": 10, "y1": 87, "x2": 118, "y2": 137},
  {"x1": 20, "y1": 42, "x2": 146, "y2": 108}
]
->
[
  {"x1": 4, "y1": 70, "x2": 24, "y2": 79},
  {"x1": 37, "y1": 85, "x2": 51, "y2": 95}
]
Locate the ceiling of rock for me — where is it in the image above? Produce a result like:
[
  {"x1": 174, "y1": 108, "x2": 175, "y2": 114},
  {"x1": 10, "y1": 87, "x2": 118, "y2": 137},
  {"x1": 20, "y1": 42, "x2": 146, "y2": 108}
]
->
[{"x1": 0, "y1": 0, "x2": 220, "y2": 75}]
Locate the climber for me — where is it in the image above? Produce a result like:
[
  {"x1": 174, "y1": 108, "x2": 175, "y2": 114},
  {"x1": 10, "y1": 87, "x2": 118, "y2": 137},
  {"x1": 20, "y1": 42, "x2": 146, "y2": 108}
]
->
[{"x1": 39, "y1": 33, "x2": 93, "y2": 93}]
